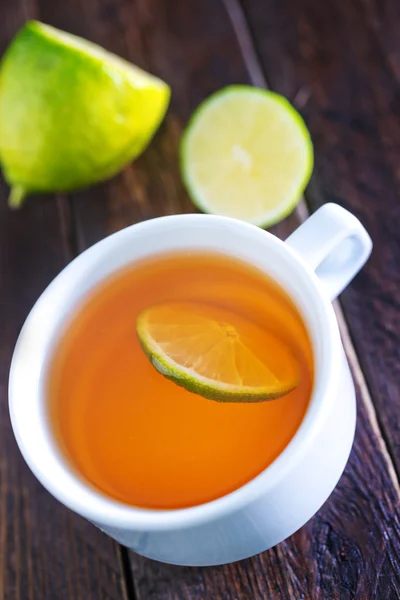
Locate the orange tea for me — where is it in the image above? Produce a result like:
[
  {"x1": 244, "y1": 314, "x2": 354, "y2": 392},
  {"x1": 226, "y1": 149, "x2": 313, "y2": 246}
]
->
[{"x1": 48, "y1": 252, "x2": 313, "y2": 509}]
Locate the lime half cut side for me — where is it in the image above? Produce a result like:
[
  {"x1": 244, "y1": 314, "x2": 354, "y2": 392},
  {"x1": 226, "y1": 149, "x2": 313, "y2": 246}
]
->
[{"x1": 181, "y1": 86, "x2": 313, "y2": 227}]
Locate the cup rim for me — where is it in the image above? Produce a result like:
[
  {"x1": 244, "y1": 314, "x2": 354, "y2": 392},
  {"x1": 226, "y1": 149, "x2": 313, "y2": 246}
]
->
[{"x1": 9, "y1": 214, "x2": 342, "y2": 531}]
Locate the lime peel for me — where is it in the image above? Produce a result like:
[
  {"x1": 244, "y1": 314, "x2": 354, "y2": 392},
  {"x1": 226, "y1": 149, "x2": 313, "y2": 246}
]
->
[
  {"x1": 0, "y1": 20, "x2": 170, "y2": 205},
  {"x1": 8, "y1": 185, "x2": 27, "y2": 209}
]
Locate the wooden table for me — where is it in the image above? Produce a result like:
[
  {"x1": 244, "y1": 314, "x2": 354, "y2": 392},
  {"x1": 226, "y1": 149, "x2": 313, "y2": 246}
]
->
[{"x1": 1, "y1": 0, "x2": 399, "y2": 598}]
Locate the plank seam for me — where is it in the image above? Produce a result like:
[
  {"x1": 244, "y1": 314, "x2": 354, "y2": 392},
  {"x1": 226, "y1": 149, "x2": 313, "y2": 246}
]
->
[
  {"x1": 334, "y1": 302, "x2": 400, "y2": 494},
  {"x1": 221, "y1": 0, "x2": 268, "y2": 88},
  {"x1": 224, "y1": 0, "x2": 400, "y2": 494},
  {"x1": 56, "y1": 195, "x2": 80, "y2": 261},
  {"x1": 118, "y1": 545, "x2": 138, "y2": 600}
]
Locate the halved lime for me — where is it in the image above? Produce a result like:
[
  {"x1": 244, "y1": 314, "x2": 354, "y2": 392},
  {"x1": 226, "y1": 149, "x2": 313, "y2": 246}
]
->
[
  {"x1": 137, "y1": 302, "x2": 299, "y2": 402},
  {"x1": 180, "y1": 86, "x2": 313, "y2": 227},
  {"x1": 0, "y1": 21, "x2": 170, "y2": 207}
]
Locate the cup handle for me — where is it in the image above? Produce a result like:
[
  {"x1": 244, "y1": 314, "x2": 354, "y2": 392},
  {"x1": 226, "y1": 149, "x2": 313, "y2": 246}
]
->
[{"x1": 285, "y1": 203, "x2": 372, "y2": 300}]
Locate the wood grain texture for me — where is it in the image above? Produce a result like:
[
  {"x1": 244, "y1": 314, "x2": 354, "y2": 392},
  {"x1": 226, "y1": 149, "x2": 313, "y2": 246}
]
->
[
  {"x1": 0, "y1": 5, "x2": 129, "y2": 600},
  {"x1": 2, "y1": 0, "x2": 400, "y2": 597},
  {"x1": 0, "y1": 189, "x2": 128, "y2": 600},
  {"x1": 31, "y1": 0, "x2": 400, "y2": 598},
  {"x1": 241, "y1": 0, "x2": 400, "y2": 479}
]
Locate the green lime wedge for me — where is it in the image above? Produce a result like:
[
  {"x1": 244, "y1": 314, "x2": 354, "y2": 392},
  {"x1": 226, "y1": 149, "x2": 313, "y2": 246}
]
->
[
  {"x1": 0, "y1": 21, "x2": 170, "y2": 207},
  {"x1": 137, "y1": 302, "x2": 299, "y2": 402},
  {"x1": 180, "y1": 86, "x2": 313, "y2": 227}
]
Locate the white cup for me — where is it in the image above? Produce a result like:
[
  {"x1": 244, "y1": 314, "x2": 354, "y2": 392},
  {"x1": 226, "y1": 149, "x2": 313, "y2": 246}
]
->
[{"x1": 9, "y1": 203, "x2": 372, "y2": 566}]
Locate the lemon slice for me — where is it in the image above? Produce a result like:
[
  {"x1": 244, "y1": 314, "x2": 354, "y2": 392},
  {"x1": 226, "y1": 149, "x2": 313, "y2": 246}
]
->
[
  {"x1": 137, "y1": 302, "x2": 299, "y2": 402},
  {"x1": 180, "y1": 86, "x2": 313, "y2": 227}
]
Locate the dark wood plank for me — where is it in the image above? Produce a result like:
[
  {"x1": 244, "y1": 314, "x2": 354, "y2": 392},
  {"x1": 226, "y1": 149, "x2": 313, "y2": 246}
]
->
[
  {"x1": 0, "y1": 6, "x2": 129, "y2": 599},
  {"x1": 241, "y1": 0, "x2": 400, "y2": 480},
  {"x1": 35, "y1": 0, "x2": 400, "y2": 598},
  {"x1": 0, "y1": 190, "x2": 128, "y2": 600}
]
